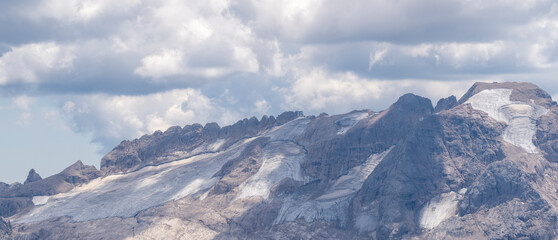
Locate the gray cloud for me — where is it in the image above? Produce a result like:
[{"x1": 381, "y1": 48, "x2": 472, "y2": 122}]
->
[{"x1": 0, "y1": 0, "x2": 557, "y2": 151}]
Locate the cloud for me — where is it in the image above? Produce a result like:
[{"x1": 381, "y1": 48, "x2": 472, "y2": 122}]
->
[
  {"x1": 252, "y1": 99, "x2": 270, "y2": 116},
  {"x1": 10, "y1": 95, "x2": 36, "y2": 126},
  {"x1": 0, "y1": 0, "x2": 558, "y2": 154},
  {"x1": 12, "y1": 95, "x2": 36, "y2": 110},
  {"x1": 234, "y1": 0, "x2": 555, "y2": 44},
  {"x1": 60, "y1": 88, "x2": 242, "y2": 152},
  {"x1": 0, "y1": 42, "x2": 74, "y2": 85},
  {"x1": 276, "y1": 67, "x2": 475, "y2": 113},
  {"x1": 16, "y1": 112, "x2": 32, "y2": 126},
  {"x1": 24, "y1": 0, "x2": 141, "y2": 22},
  {"x1": 1, "y1": 0, "x2": 556, "y2": 95}
]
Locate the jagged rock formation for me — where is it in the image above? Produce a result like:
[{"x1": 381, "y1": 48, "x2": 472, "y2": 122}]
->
[
  {"x1": 23, "y1": 169, "x2": 42, "y2": 185},
  {"x1": 100, "y1": 111, "x2": 304, "y2": 175},
  {"x1": 0, "y1": 161, "x2": 100, "y2": 218},
  {"x1": 434, "y1": 95, "x2": 457, "y2": 113},
  {"x1": 3, "y1": 82, "x2": 558, "y2": 239},
  {"x1": 0, "y1": 217, "x2": 11, "y2": 240}
]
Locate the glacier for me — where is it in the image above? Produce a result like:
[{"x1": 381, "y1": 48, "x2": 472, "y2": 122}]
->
[
  {"x1": 466, "y1": 89, "x2": 549, "y2": 153},
  {"x1": 236, "y1": 117, "x2": 311, "y2": 199},
  {"x1": 274, "y1": 147, "x2": 393, "y2": 225},
  {"x1": 17, "y1": 139, "x2": 249, "y2": 223},
  {"x1": 335, "y1": 111, "x2": 370, "y2": 135},
  {"x1": 418, "y1": 190, "x2": 466, "y2": 229}
]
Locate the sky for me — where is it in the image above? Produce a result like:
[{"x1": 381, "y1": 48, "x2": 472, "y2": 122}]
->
[{"x1": 1, "y1": 0, "x2": 558, "y2": 183}]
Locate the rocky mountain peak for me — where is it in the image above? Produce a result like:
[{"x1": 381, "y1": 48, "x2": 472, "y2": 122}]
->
[
  {"x1": 434, "y1": 95, "x2": 458, "y2": 113},
  {"x1": 458, "y1": 81, "x2": 553, "y2": 107},
  {"x1": 100, "y1": 111, "x2": 305, "y2": 175},
  {"x1": 0, "y1": 182, "x2": 8, "y2": 193},
  {"x1": 24, "y1": 169, "x2": 42, "y2": 185}
]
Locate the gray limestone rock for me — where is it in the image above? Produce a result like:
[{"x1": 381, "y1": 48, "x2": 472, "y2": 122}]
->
[
  {"x1": 434, "y1": 95, "x2": 457, "y2": 113},
  {"x1": 100, "y1": 111, "x2": 302, "y2": 175},
  {"x1": 0, "y1": 217, "x2": 11, "y2": 240},
  {"x1": 299, "y1": 94, "x2": 433, "y2": 186},
  {"x1": 0, "y1": 161, "x2": 100, "y2": 218},
  {"x1": 535, "y1": 105, "x2": 558, "y2": 162},
  {"x1": 0, "y1": 197, "x2": 32, "y2": 218},
  {"x1": 0, "y1": 183, "x2": 7, "y2": 194},
  {"x1": 23, "y1": 169, "x2": 42, "y2": 185},
  {"x1": 1, "y1": 161, "x2": 100, "y2": 198}
]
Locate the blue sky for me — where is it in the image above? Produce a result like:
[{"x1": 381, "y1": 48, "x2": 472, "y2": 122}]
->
[{"x1": 1, "y1": 0, "x2": 558, "y2": 183}]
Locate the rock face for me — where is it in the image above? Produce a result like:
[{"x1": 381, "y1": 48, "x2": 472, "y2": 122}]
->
[
  {"x1": 434, "y1": 95, "x2": 458, "y2": 113},
  {"x1": 0, "y1": 161, "x2": 100, "y2": 218},
  {"x1": 5, "y1": 82, "x2": 558, "y2": 239},
  {"x1": 100, "y1": 111, "x2": 303, "y2": 175},
  {"x1": 0, "y1": 217, "x2": 11, "y2": 239},
  {"x1": 24, "y1": 169, "x2": 42, "y2": 185}
]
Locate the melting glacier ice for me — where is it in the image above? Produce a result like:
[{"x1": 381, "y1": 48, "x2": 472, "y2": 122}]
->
[
  {"x1": 336, "y1": 112, "x2": 370, "y2": 135},
  {"x1": 16, "y1": 117, "x2": 311, "y2": 223},
  {"x1": 418, "y1": 190, "x2": 465, "y2": 229},
  {"x1": 17, "y1": 141, "x2": 248, "y2": 223},
  {"x1": 31, "y1": 196, "x2": 49, "y2": 206},
  {"x1": 466, "y1": 89, "x2": 549, "y2": 153},
  {"x1": 236, "y1": 141, "x2": 306, "y2": 200},
  {"x1": 273, "y1": 147, "x2": 393, "y2": 225}
]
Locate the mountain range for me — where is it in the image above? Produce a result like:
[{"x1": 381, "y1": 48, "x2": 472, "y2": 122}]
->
[{"x1": 1, "y1": 82, "x2": 557, "y2": 239}]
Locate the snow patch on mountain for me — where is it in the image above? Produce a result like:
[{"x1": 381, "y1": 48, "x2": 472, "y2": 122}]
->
[
  {"x1": 266, "y1": 117, "x2": 310, "y2": 141},
  {"x1": 466, "y1": 89, "x2": 549, "y2": 153},
  {"x1": 236, "y1": 142, "x2": 306, "y2": 200},
  {"x1": 336, "y1": 112, "x2": 370, "y2": 135},
  {"x1": 418, "y1": 190, "x2": 465, "y2": 229},
  {"x1": 155, "y1": 139, "x2": 226, "y2": 163},
  {"x1": 274, "y1": 147, "x2": 393, "y2": 225},
  {"x1": 16, "y1": 140, "x2": 249, "y2": 223},
  {"x1": 31, "y1": 196, "x2": 49, "y2": 206}
]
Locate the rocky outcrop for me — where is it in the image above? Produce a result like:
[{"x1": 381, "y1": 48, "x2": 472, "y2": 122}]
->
[
  {"x1": 101, "y1": 111, "x2": 303, "y2": 175},
  {"x1": 299, "y1": 94, "x2": 433, "y2": 185},
  {"x1": 0, "y1": 217, "x2": 11, "y2": 239},
  {"x1": 0, "y1": 161, "x2": 100, "y2": 217},
  {"x1": 434, "y1": 95, "x2": 457, "y2": 113},
  {"x1": 0, "y1": 197, "x2": 32, "y2": 218},
  {"x1": 0, "y1": 183, "x2": 7, "y2": 193},
  {"x1": 208, "y1": 137, "x2": 268, "y2": 196},
  {"x1": 535, "y1": 104, "x2": 558, "y2": 162},
  {"x1": 24, "y1": 169, "x2": 42, "y2": 185},
  {"x1": 1, "y1": 161, "x2": 100, "y2": 199}
]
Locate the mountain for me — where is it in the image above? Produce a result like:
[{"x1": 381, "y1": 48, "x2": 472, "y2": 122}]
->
[
  {"x1": 2, "y1": 82, "x2": 558, "y2": 239},
  {"x1": 0, "y1": 161, "x2": 100, "y2": 219}
]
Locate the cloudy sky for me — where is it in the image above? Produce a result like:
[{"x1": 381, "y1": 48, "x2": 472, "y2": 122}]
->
[{"x1": 1, "y1": 0, "x2": 558, "y2": 183}]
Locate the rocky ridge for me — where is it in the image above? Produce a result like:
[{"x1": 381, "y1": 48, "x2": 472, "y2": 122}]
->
[
  {"x1": 2, "y1": 82, "x2": 558, "y2": 239},
  {"x1": 0, "y1": 161, "x2": 100, "y2": 218}
]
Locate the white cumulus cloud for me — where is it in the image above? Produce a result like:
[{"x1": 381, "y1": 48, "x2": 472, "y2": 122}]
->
[
  {"x1": 60, "y1": 88, "x2": 241, "y2": 151},
  {"x1": 0, "y1": 42, "x2": 74, "y2": 84}
]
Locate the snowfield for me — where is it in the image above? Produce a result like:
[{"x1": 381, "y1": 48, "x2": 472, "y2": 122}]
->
[
  {"x1": 466, "y1": 89, "x2": 549, "y2": 153},
  {"x1": 17, "y1": 117, "x2": 313, "y2": 224},
  {"x1": 274, "y1": 147, "x2": 393, "y2": 225},
  {"x1": 17, "y1": 140, "x2": 249, "y2": 223},
  {"x1": 335, "y1": 111, "x2": 370, "y2": 135}
]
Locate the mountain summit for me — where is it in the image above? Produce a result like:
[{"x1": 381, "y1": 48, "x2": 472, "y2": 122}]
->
[{"x1": 2, "y1": 82, "x2": 558, "y2": 239}]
